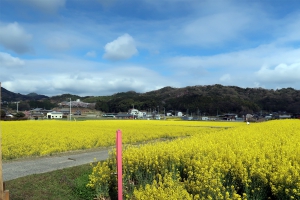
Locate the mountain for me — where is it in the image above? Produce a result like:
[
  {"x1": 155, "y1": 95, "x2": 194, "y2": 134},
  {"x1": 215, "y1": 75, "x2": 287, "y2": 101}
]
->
[
  {"x1": 1, "y1": 85, "x2": 300, "y2": 115},
  {"x1": 93, "y1": 85, "x2": 300, "y2": 115},
  {"x1": 1, "y1": 87, "x2": 49, "y2": 102}
]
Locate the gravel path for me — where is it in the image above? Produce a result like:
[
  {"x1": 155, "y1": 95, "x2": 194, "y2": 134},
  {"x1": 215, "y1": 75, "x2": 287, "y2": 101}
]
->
[{"x1": 3, "y1": 148, "x2": 111, "y2": 181}]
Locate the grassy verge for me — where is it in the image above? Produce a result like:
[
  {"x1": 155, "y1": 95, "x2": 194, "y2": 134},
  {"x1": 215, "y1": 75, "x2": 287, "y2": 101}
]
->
[{"x1": 5, "y1": 163, "x2": 96, "y2": 200}]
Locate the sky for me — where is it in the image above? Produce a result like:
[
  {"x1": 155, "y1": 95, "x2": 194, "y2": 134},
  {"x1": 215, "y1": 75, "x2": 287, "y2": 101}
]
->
[{"x1": 0, "y1": 0, "x2": 300, "y2": 97}]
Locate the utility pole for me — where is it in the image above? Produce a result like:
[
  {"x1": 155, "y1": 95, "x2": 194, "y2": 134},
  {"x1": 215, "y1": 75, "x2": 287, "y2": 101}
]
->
[
  {"x1": 69, "y1": 98, "x2": 72, "y2": 121},
  {"x1": 16, "y1": 102, "x2": 19, "y2": 113}
]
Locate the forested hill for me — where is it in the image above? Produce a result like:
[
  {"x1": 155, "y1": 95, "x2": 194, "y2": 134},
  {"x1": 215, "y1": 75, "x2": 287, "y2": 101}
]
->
[
  {"x1": 1, "y1": 87, "x2": 49, "y2": 102},
  {"x1": 1, "y1": 85, "x2": 300, "y2": 115},
  {"x1": 94, "y1": 85, "x2": 300, "y2": 115}
]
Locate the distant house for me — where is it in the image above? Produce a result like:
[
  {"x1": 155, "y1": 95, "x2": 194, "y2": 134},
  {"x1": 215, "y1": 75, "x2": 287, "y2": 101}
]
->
[
  {"x1": 30, "y1": 108, "x2": 52, "y2": 118},
  {"x1": 47, "y1": 112, "x2": 63, "y2": 119},
  {"x1": 128, "y1": 109, "x2": 145, "y2": 118},
  {"x1": 201, "y1": 116, "x2": 209, "y2": 121},
  {"x1": 128, "y1": 109, "x2": 139, "y2": 115},
  {"x1": 166, "y1": 112, "x2": 173, "y2": 116},
  {"x1": 279, "y1": 115, "x2": 291, "y2": 119},
  {"x1": 59, "y1": 108, "x2": 71, "y2": 115},
  {"x1": 115, "y1": 113, "x2": 135, "y2": 119},
  {"x1": 102, "y1": 113, "x2": 117, "y2": 118},
  {"x1": 176, "y1": 111, "x2": 183, "y2": 117},
  {"x1": 6, "y1": 114, "x2": 14, "y2": 118}
]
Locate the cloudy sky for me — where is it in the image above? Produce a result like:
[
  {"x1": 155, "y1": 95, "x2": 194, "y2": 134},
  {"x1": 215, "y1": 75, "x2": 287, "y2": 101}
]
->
[{"x1": 1, "y1": 0, "x2": 300, "y2": 97}]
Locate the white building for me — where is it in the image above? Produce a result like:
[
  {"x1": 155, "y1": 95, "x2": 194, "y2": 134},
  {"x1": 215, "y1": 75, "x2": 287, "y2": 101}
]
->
[
  {"x1": 47, "y1": 112, "x2": 63, "y2": 119},
  {"x1": 177, "y1": 111, "x2": 183, "y2": 117},
  {"x1": 201, "y1": 116, "x2": 209, "y2": 121},
  {"x1": 128, "y1": 109, "x2": 144, "y2": 118}
]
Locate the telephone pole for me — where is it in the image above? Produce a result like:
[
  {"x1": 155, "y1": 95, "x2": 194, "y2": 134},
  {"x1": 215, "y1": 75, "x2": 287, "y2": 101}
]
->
[{"x1": 69, "y1": 98, "x2": 72, "y2": 121}]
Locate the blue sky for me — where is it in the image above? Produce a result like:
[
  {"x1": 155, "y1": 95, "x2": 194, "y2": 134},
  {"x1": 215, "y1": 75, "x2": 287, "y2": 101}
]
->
[{"x1": 0, "y1": 0, "x2": 300, "y2": 96}]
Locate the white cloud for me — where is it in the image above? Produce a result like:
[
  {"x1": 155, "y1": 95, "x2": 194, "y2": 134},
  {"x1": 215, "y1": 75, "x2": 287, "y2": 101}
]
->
[
  {"x1": 256, "y1": 63, "x2": 300, "y2": 84},
  {"x1": 0, "y1": 52, "x2": 25, "y2": 67},
  {"x1": 165, "y1": 44, "x2": 300, "y2": 89},
  {"x1": 103, "y1": 34, "x2": 138, "y2": 61},
  {"x1": 85, "y1": 51, "x2": 97, "y2": 57},
  {"x1": 0, "y1": 22, "x2": 32, "y2": 54},
  {"x1": 1, "y1": 58, "x2": 175, "y2": 96}
]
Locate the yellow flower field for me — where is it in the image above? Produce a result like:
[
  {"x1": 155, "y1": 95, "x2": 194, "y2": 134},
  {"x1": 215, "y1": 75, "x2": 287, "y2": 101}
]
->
[
  {"x1": 0, "y1": 120, "x2": 241, "y2": 160},
  {"x1": 88, "y1": 120, "x2": 300, "y2": 199}
]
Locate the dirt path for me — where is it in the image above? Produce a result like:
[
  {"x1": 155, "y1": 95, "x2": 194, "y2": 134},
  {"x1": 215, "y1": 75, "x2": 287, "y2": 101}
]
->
[{"x1": 3, "y1": 148, "x2": 111, "y2": 181}]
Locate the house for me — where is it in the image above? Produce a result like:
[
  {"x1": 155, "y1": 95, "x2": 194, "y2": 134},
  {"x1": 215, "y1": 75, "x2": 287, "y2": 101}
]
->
[
  {"x1": 201, "y1": 116, "x2": 209, "y2": 121},
  {"x1": 224, "y1": 113, "x2": 237, "y2": 121},
  {"x1": 59, "y1": 108, "x2": 71, "y2": 115},
  {"x1": 6, "y1": 114, "x2": 14, "y2": 118},
  {"x1": 30, "y1": 108, "x2": 52, "y2": 117},
  {"x1": 128, "y1": 109, "x2": 145, "y2": 118},
  {"x1": 176, "y1": 111, "x2": 183, "y2": 117},
  {"x1": 102, "y1": 113, "x2": 117, "y2": 118},
  {"x1": 166, "y1": 112, "x2": 173, "y2": 116},
  {"x1": 115, "y1": 113, "x2": 135, "y2": 119},
  {"x1": 279, "y1": 115, "x2": 291, "y2": 119},
  {"x1": 47, "y1": 112, "x2": 63, "y2": 119},
  {"x1": 128, "y1": 109, "x2": 139, "y2": 115}
]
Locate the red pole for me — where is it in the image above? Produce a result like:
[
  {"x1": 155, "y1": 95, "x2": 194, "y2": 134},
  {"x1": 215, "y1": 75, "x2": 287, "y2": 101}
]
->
[{"x1": 116, "y1": 130, "x2": 123, "y2": 200}]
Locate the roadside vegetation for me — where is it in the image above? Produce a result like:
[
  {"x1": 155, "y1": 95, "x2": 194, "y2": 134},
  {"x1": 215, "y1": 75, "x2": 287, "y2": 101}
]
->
[{"x1": 6, "y1": 163, "x2": 95, "y2": 200}]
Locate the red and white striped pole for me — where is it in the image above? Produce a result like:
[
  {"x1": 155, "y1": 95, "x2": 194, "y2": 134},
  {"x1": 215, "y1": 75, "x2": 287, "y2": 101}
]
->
[{"x1": 116, "y1": 130, "x2": 123, "y2": 200}]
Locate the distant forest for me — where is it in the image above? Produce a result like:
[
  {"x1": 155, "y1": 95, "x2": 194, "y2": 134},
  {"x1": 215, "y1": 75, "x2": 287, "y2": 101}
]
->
[{"x1": 1, "y1": 84, "x2": 300, "y2": 116}]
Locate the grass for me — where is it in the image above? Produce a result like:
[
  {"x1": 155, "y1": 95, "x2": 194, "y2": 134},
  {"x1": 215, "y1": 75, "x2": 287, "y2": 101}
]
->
[{"x1": 5, "y1": 163, "x2": 96, "y2": 200}]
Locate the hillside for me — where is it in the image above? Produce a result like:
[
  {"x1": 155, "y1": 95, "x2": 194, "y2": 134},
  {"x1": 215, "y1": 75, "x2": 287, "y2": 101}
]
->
[
  {"x1": 1, "y1": 87, "x2": 49, "y2": 102},
  {"x1": 93, "y1": 85, "x2": 300, "y2": 115},
  {"x1": 1, "y1": 85, "x2": 300, "y2": 115}
]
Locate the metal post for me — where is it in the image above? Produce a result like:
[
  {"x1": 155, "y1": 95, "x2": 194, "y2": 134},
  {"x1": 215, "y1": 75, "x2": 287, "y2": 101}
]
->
[
  {"x1": 69, "y1": 98, "x2": 71, "y2": 121},
  {"x1": 116, "y1": 130, "x2": 123, "y2": 200}
]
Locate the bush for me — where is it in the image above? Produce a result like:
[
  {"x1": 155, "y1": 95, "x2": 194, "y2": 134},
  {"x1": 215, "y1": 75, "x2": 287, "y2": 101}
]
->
[
  {"x1": 14, "y1": 112, "x2": 25, "y2": 118},
  {"x1": 1, "y1": 109, "x2": 6, "y2": 118},
  {"x1": 72, "y1": 173, "x2": 96, "y2": 200}
]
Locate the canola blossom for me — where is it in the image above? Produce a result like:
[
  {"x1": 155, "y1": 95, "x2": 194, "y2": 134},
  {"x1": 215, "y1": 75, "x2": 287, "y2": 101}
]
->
[
  {"x1": 1, "y1": 120, "x2": 240, "y2": 160},
  {"x1": 88, "y1": 120, "x2": 300, "y2": 199}
]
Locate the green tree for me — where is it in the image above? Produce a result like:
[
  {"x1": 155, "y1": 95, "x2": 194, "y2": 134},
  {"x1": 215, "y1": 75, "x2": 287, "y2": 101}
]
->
[
  {"x1": 14, "y1": 112, "x2": 25, "y2": 118},
  {"x1": 95, "y1": 101, "x2": 109, "y2": 112},
  {"x1": 1, "y1": 110, "x2": 6, "y2": 118},
  {"x1": 18, "y1": 102, "x2": 30, "y2": 111}
]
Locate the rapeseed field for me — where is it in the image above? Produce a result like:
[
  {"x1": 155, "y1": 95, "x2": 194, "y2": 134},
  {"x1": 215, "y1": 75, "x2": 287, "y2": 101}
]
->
[
  {"x1": 1, "y1": 120, "x2": 240, "y2": 160},
  {"x1": 87, "y1": 120, "x2": 300, "y2": 200}
]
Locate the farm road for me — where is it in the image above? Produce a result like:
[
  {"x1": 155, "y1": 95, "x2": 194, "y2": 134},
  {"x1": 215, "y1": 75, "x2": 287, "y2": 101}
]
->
[{"x1": 3, "y1": 148, "x2": 111, "y2": 181}]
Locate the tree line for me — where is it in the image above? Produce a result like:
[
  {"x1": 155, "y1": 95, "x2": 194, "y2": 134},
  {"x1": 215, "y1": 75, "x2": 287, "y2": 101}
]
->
[
  {"x1": 94, "y1": 85, "x2": 300, "y2": 116},
  {"x1": 1, "y1": 84, "x2": 300, "y2": 116}
]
